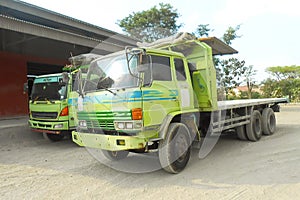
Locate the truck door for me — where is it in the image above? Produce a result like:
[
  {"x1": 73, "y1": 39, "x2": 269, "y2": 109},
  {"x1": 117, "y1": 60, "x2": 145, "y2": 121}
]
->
[
  {"x1": 173, "y1": 57, "x2": 194, "y2": 110},
  {"x1": 142, "y1": 55, "x2": 179, "y2": 127}
]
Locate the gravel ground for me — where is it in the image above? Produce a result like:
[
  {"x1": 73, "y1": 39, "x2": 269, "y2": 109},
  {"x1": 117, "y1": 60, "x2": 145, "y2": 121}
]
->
[{"x1": 0, "y1": 105, "x2": 299, "y2": 199}]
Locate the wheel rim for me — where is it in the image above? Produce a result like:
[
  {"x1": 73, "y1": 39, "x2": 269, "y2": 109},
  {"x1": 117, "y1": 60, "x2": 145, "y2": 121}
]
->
[
  {"x1": 174, "y1": 126, "x2": 189, "y2": 163},
  {"x1": 254, "y1": 117, "x2": 261, "y2": 134},
  {"x1": 176, "y1": 135, "x2": 188, "y2": 163},
  {"x1": 269, "y1": 113, "x2": 276, "y2": 132}
]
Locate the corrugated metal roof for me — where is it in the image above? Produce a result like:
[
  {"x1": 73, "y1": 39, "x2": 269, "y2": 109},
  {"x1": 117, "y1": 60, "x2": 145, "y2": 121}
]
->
[{"x1": 1, "y1": 0, "x2": 139, "y2": 46}]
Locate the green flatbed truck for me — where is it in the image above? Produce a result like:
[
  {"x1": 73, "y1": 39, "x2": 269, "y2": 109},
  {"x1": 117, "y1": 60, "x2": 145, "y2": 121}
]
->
[
  {"x1": 28, "y1": 53, "x2": 101, "y2": 141},
  {"x1": 72, "y1": 33, "x2": 287, "y2": 173}
]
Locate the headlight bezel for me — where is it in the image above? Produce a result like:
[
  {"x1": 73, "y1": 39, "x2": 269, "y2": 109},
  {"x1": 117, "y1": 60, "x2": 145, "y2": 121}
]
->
[
  {"x1": 114, "y1": 120, "x2": 143, "y2": 131},
  {"x1": 78, "y1": 120, "x2": 87, "y2": 128}
]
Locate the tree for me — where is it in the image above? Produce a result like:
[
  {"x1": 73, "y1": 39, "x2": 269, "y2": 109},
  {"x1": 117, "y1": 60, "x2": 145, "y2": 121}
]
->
[
  {"x1": 214, "y1": 25, "x2": 249, "y2": 99},
  {"x1": 222, "y1": 25, "x2": 241, "y2": 45},
  {"x1": 218, "y1": 58, "x2": 247, "y2": 98},
  {"x1": 262, "y1": 65, "x2": 300, "y2": 102},
  {"x1": 117, "y1": 3, "x2": 182, "y2": 42},
  {"x1": 266, "y1": 65, "x2": 300, "y2": 80},
  {"x1": 194, "y1": 24, "x2": 213, "y2": 37},
  {"x1": 244, "y1": 65, "x2": 257, "y2": 99}
]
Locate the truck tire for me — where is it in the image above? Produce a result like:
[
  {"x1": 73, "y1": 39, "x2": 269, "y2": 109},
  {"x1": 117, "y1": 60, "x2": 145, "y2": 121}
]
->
[
  {"x1": 43, "y1": 132, "x2": 64, "y2": 142},
  {"x1": 262, "y1": 108, "x2": 276, "y2": 135},
  {"x1": 246, "y1": 110, "x2": 262, "y2": 142},
  {"x1": 102, "y1": 150, "x2": 129, "y2": 161},
  {"x1": 158, "y1": 123, "x2": 191, "y2": 174},
  {"x1": 236, "y1": 125, "x2": 248, "y2": 140}
]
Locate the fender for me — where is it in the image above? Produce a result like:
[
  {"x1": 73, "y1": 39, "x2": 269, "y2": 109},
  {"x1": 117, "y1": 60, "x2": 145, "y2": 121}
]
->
[{"x1": 158, "y1": 109, "x2": 200, "y2": 140}]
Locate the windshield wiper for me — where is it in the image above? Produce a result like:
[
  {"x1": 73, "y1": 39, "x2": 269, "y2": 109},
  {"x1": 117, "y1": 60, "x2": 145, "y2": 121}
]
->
[
  {"x1": 97, "y1": 85, "x2": 116, "y2": 95},
  {"x1": 32, "y1": 96, "x2": 56, "y2": 103},
  {"x1": 44, "y1": 98, "x2": 55, "y2": 104},
  {"x1": 32, "y1": 95, "x2": 40, "y2": 103}
]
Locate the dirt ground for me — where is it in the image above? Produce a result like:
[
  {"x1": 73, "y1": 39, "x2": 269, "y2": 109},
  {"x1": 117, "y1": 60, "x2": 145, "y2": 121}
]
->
[{"x1": 0, "y1": 105, "x2": 299, "y2": 199}]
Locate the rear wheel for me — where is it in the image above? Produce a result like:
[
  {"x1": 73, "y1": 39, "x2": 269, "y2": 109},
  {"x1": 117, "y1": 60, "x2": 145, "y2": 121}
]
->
[
  {"x1": 246, "y1": 110, "x2": 262, "y2": 142},
  {"x1": 236, "y1": 125, "x2": 248, "y2": 140},
  {"x1": 43, "y1": 132, "x2": 64, "y2": 142},
  {"x1": 102, "y1": 150, "x2": 129, "y2": 161},
  {"x1": 159, "y1": 123, "x2": 191, "y2": 174},
  {"x1": 262, "y1": 108, "x2": 276, "y2": 135}
]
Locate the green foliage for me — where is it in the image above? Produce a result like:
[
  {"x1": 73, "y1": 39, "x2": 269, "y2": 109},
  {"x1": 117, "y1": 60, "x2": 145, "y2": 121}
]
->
[
  {"x1": 227, "y1": 89, "x2": 239, "y2": 100},
  {"x1": 266, "y1": 65, "x2": 300, "y2": 80},
  {"x1": 244, "y1": 65, "x2": 257, "y2": 99},
  {"x1": 194, "y1": 24, "x2": 212, "y2": 37},
  {"x1": 239, "y1": 91, "x2": 262, "y2": 99},
  {"x1": 217, "y1": 58, "x2": 247, "y2": 99},
  {"x1": 207, "y1": 24, "x2": 251, "y2": 100},
  {"x1": 222, "y1": 25, "x2": 241, "y2": 45},
  {"x1": 262, "y1": 66, "x2": 300, "y2": 102},
  {"x1": 117, "y1": 3, "x2": 182, "y2": 42}
]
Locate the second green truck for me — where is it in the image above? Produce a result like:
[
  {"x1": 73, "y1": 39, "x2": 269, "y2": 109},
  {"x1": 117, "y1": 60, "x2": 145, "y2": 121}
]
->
[{"x1": 28, "y1": 54, "x2": 101, "y2": 141}]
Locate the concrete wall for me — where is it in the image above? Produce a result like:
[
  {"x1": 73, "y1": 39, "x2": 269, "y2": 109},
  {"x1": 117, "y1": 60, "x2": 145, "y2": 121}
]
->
[{"x1": 0, "y1": 51, "x2": 67, "y2": 117}]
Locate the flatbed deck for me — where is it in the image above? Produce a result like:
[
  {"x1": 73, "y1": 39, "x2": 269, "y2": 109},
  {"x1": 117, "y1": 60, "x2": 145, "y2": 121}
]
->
[{"x1": 217, "y1": 98, "x2": 288, "y2": 110}]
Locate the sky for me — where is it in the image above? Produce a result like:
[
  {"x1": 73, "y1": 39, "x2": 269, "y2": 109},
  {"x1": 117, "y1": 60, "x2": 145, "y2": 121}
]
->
[{"x1": 21, "y1": 0, "x2": 300, "y2": 83}]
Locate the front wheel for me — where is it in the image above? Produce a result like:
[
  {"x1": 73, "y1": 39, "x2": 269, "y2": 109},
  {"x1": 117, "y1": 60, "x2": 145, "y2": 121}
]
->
[
  {"x1": 43, "y1": 132, "x2": 64, "y2": 142},
  {"x1": 159, "y1": 123, "x2": 192, "y2": 174},
  {"x1": 102, "y1": 150, "x2": 129, "y2": 161}
]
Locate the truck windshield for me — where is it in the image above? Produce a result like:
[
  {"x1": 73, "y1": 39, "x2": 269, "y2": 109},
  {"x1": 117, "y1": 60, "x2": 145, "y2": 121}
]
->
[
  {"x1": 84, "y1": 53, "x2": 139, "y2": 92},
  {"x1": 31, "y1": 77, "x2": 68, "y2": 101}
]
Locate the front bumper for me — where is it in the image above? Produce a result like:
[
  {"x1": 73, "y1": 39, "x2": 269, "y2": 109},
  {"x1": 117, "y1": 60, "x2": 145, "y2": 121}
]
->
[
  {"x1": 28, "y1": 119, "x2": 69, "y2": 134},
  {"x1": 72, "y1": 131, "x2": 148, "y2": 151}
]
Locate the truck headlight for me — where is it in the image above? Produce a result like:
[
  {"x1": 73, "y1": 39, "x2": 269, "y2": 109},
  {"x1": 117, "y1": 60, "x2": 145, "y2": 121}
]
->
[
  {"x1": 79, "y1": 120, "x2": 87, "y2": 128},
  {"x1": 114, "y1": 120, "x2": 143, "y2": 130},
  {"x1": 54, "y1": 124, "x2": 63, "y2": 129},
  {"x1": 117, "y1": 122, "x2": 125, "y2": 129},
  {"x1": 125, "y1": 122, "x2": 133, "y2": 129}
]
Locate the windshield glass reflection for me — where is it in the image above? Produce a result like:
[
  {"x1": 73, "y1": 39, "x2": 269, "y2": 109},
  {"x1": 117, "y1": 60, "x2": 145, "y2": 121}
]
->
[{"x1": 84, "y1": 53, "x2": 139, "y2": 92}]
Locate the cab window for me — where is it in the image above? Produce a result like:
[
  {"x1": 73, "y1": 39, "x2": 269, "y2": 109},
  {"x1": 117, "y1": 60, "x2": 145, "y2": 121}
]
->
[
  {"x1": 151, "y1": 55, "x2": 172, "y2": 81},
  {"x1": 174, "y1": 58, "x2": 186, "y2": 81}
]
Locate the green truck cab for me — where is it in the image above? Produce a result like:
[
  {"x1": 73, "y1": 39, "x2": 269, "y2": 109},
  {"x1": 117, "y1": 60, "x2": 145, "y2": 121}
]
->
[
  {"x1": 29, "y1": 72, "x2": 76, "y2": 141},
  {"x1": 28, "y1": 54, "x2": 101, "y2": 141},
  {"x1": 72, "y1": 33, "x2": 287, "y2": 173}
]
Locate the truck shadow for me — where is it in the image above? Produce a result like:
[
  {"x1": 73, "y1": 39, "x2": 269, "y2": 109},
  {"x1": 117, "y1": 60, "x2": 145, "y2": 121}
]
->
[{"x1": 72, "y1": 123, "x2": 300, "y2": 188}]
